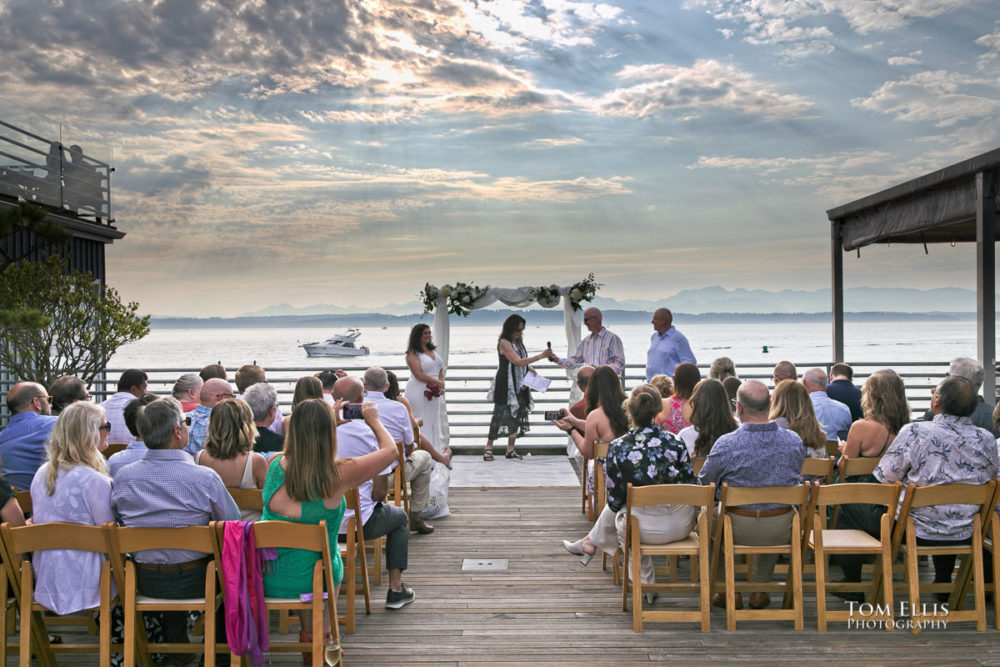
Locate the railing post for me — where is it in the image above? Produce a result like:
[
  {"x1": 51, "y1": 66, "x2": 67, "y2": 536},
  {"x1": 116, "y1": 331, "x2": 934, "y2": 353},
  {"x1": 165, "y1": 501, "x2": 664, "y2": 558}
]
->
[{"x1": 976, "y1": 169, "x2": 997, "y2": 405}]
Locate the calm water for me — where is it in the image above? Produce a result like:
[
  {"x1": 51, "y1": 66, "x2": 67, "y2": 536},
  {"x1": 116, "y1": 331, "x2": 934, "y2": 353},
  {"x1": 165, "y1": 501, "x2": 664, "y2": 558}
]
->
[{"x1": 108, "y1": 320, "x2": 976, "y2": 372}]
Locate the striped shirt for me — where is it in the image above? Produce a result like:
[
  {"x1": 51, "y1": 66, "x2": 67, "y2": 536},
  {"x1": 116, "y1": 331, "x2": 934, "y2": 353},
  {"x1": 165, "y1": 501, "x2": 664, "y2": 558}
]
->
[{"x1": 558, "y1": 327, "x2": 625, "y2": 375}]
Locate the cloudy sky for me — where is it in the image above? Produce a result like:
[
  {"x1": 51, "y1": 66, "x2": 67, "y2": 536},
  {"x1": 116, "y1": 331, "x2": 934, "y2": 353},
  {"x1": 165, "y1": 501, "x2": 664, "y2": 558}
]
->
[{"x1": 1, "y1": 0, "x2": 998, "y2": 316}]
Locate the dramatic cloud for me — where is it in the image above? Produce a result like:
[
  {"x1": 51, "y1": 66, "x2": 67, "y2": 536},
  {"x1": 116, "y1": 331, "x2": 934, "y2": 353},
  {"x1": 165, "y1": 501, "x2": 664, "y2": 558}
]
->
[
  {"x1": 596, "y1": 60, "x2": 814, "y2": 119},
  {"x1": 852, "y1": 70, "x2": 1000, "y2": 126}
]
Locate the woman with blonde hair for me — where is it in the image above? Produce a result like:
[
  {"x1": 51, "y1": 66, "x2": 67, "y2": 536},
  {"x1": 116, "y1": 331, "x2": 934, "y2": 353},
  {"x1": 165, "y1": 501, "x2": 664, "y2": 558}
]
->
[
  {"x1": 708, "y1": 356, "x2": 738, "y2": 382},
  {"x1": 29, "y1": 401, "x2": 113, "y2": 614},
  {"x1": 561, "y1": 384, "x2": 697, "y2": 588},
  {"x1": 838, "y1": 369, "x2": 909, "y2": 475},
  {"x1": 195, "y1": 399, "x2": 268, "y2": 520},
  {"x1": 262, "y1": 399, "x2": 397, "y2": 662},
  {"x1": 768, "y1": 379, "x2": 828, "y2": 458}
]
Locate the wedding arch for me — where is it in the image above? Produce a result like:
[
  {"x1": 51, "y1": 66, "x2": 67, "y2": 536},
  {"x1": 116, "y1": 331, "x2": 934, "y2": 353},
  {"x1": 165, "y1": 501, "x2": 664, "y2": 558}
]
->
[{"x1": 418, "y1": 275, "x2": 600, "y2": 446}]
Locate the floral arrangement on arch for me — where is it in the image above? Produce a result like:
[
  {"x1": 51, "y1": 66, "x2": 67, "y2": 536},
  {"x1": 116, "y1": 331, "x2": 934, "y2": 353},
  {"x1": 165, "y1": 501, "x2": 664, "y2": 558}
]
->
[
  {"x1": 568, "y1": 273, "x2": 600, "y2": 311},
  {"x1": 445, "y1": 281, "x2": 488, "y2": 317},
  {"x1": 419, "y1": 281, "x2": 489, "y2": 317},
  {"x1": 533, "y1": 284, "x2": 561, "y2": 308}
]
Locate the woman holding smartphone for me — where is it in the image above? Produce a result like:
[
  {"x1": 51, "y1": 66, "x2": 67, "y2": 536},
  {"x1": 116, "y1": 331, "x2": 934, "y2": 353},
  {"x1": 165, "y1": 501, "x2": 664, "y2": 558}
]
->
[{"x1": 484, "y1": 314, "x2": 552, "y2": 461}]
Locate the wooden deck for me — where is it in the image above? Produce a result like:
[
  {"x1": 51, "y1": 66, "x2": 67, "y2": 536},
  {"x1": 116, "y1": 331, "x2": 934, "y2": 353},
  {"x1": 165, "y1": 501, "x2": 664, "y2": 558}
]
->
[{"x1": 11, "y1": 485, "x2": 1000, "y2": 665}]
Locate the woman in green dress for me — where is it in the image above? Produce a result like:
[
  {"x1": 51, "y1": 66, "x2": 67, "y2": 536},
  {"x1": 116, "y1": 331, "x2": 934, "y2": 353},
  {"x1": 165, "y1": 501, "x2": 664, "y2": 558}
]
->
[{"x1": 262, "y1": 398, "x2": 397, "y2": 659}]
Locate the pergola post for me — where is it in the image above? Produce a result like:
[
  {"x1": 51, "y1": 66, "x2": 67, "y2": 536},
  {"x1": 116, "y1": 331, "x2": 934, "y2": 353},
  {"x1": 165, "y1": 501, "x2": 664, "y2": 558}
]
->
[
  {"x1": 976, "y1": 170, "x2": 997, "y2": 405},
  {"x1": 831, "y1": 220, "x2": 844, "y2": 363}
]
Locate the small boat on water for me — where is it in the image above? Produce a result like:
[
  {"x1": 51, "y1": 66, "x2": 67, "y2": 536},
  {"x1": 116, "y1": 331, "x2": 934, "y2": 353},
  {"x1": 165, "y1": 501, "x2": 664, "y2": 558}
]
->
[{"x1": 300, "y1": 329, "x2": 370, "y2": 357}]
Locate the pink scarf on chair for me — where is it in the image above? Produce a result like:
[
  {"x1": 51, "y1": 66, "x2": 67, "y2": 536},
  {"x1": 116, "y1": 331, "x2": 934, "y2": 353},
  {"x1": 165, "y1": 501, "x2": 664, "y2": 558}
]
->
[{"x1": 222, "y1": 521, "x2": 271, "y2": 665}]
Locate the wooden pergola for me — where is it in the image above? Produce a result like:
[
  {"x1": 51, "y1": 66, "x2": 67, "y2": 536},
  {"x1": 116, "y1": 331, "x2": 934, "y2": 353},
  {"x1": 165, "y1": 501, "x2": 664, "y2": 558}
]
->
[{"x1": 827, "y1": 147, "x2": 1000, "y2": 402}]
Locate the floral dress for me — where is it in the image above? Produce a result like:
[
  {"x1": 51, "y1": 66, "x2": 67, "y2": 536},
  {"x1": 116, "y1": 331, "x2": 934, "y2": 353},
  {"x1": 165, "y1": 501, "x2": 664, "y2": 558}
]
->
[
  {"x1": 657, "y1": 397, "x2": 690, "y2": 434},
  {"x1": 605, "y1": 424, "x2": 697, "y2": 513}
]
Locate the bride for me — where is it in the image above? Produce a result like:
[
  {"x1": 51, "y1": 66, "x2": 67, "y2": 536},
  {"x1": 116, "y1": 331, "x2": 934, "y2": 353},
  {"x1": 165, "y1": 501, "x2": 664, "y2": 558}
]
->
[{"x1": 404, "y1": 323, "x2": 445, "y2": 449}]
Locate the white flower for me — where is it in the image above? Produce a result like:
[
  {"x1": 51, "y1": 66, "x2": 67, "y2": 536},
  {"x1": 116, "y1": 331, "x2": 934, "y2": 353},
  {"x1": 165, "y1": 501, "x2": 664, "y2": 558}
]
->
[
  {"x1": 440, "y1": 285, "x2": 453, "y2": 298},
  {"x1": 570, "y1": 288, "x2": 583, "y2": 301}
]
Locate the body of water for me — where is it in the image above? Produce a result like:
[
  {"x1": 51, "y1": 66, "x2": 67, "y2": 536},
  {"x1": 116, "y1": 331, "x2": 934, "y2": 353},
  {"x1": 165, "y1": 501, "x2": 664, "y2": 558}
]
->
[{"x1": 108, "y1": 319, "x2": 976, "y2": 371}]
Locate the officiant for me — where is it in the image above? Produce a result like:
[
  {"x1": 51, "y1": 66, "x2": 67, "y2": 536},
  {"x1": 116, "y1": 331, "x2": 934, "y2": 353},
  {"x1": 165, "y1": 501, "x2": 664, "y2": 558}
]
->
[{"x1": 483, "y1": 314, "x2": 552, "y2": 461}]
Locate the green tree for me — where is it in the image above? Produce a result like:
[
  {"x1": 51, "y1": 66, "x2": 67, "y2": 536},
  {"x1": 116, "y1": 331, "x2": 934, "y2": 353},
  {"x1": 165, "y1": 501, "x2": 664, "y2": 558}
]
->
[
  {"x1": 0, "y1": 201, "x2": 72, "y2": 329},
  {"x1": 0, "y1": 254, "x2": 150, "y2": 387}
]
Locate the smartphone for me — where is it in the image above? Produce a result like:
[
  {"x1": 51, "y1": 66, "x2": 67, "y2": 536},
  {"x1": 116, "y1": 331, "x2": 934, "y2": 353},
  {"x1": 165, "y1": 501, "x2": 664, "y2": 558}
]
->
[
  {"x1": 342, "y1": 403, "x2": 364, "y2": 420},
  {"x1": 544, "y1": 409, "x2": 566, "y2": 421}
]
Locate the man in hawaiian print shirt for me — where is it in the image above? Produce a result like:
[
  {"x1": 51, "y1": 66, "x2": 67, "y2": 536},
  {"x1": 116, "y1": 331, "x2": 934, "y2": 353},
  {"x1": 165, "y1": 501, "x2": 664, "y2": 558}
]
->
[{"x1": 874, "y1": 375, "x2": 999, "y2": 588}]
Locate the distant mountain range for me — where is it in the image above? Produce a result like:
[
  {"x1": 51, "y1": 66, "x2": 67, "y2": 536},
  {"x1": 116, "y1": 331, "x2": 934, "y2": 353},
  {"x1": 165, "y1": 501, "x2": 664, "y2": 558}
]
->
[{"x1": 236, "y1": 286, "x2": 983, "y2": 318}]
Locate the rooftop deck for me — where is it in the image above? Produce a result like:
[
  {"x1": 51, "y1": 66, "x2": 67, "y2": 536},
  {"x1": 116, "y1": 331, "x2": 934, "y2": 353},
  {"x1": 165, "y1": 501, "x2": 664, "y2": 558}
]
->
[{"x1": 15, "y1": 457, "x2": 1000, "y2": 665}]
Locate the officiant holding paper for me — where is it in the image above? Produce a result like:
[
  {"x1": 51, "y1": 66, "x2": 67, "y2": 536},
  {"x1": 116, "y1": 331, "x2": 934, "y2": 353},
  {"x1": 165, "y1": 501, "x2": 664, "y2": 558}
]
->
[{"x1": 484, "y1": 314, "x2": 553, "y2": 461}]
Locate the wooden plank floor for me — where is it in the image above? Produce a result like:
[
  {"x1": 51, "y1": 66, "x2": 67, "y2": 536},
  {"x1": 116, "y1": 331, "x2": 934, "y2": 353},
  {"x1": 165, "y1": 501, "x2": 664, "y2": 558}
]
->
[{"x1": 11, "y1": 485, "x2": 1000, "y2": 665}]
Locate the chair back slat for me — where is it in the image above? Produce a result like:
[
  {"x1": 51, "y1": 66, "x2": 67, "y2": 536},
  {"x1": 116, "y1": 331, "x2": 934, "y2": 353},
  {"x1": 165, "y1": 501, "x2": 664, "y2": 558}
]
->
[
  {"x1": 904, "y1": 481, "x2": 995, "y2": 509},
  {"x1": 3, "y1": 522, "x2": 109, "y2": 557},
  {"x1": 112, "y1": 524, "x2": 217, "y2": 554},
  {"x1": 801, "y1": 457, "x2": 835, "y2": 484},
  {"x1": 102, "y1": 443, "x2": 129, "y2": 459},
  {"x1": 690, "y1": 457, "x2": 706, "y2": 475},
  {"x1": 228, "y1": 487, "x2": 263, "y2": 511},
  {"x1": 252, "y1": 520, "x2": 328, "y2": 553},
  {"x1": 13, "y1": 490, "x2": 31, "y2": 515},
  {"x1": 593, "y1": 441, "x2": 610, "y2": 458},
  {"x1": 628, "y1": 482, "x2": 715, "y2": 508},
  {"x1": 813, "y1": 482, "x2": 902, "y2": 509},
  {"x1": 721, "y1": 483, "x2": 811, "y2": 507},
  {"x1": 838, "y1": 455, "x2": 880, "y2": 481}
]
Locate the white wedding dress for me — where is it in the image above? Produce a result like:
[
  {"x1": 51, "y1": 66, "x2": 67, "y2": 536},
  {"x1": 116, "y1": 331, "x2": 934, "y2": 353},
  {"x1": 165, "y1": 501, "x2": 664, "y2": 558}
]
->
[{"x1": 405, "y1": 351, "x2": 444, "y2": 448}]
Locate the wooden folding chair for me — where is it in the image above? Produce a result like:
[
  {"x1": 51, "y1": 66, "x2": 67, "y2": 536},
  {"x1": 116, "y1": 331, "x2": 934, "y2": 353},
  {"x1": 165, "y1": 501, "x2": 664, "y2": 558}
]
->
[
  {"x1": 690, "y1": 457, "x2": 706, "y2": 476},
  {"x1": 713, "y1": 483, "x2": 812, "y2": 631},
  {"x1": 622, "y1": 483, "x2": 715, "y2": 632},
  {"x1": 836, "y1": 455, "x2": 881, "y2": 484},
  {"x1": 802, "y1": 456, "x2": 836, "y2": 485},
  {"x1": 387, "y1": 441, "x2": 411, "y2": 516},
  {"x1": 891, "y1": 481, "x2": 996, "y2": 633},
  {"x1": 339, "y1": 487, "x2": 372, "y2": 634},
  {"x1": 107, "y1": 524, "x2": 223, "y2": 666},
  {"x1": 220, "y1": 519, "x2": 342, "y2": 667},
  {"x1": 808, "y1": 481, "x2": 901, "y2": 631},
  {"x1": 1, "y1": 522, "x2": 117, "y2": 667},
  {"x1": 954, "y1": 481, "x2": 1000, "y2": 629},
  {"x1": 102, "y1": 443, "x2": 129, "y2": 459}
]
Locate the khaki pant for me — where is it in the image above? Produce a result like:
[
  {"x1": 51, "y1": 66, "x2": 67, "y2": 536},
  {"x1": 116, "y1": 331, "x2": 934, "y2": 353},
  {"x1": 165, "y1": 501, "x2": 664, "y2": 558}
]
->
[
  {"x1": 587, "y1": 503, "x2": 697, "y2": 584},
  {"x1": 723, "y1": 510, "x2": 794, "y2": 582},
  {"x1": 404, "y1": 449, "x2": 433, "y2": 514}
]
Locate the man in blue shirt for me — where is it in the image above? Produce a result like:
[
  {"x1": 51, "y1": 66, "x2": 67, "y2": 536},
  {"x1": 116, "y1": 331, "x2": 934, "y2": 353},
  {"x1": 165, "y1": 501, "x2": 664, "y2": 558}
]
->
[
  {"x1": 645, "y1": 308, "x2": 696, "y2": 381},
  {"x1": 802, "y1": 368, "x2": 852, "y2": 442},
  {"x1": 0, "y1": 382, "x2": 57, "y2": 489}
]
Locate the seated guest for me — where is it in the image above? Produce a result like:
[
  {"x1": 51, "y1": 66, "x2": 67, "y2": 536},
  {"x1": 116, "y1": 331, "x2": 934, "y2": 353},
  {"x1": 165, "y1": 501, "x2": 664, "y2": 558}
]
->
[
  {"x1": 334, "y1": 393, "x2": 417, "y2": 609},
  {"x1": 649, "y1": 374, "x2": 674, "y2": 423},
  {"x1": 709, "y1": 357, "x2": 738, "y2": 382},
  {"x1": 262, "y1": 399, "x2": 397, "y2": 658},
  {"x1": 243, "y1": 382, "x2": 285, "y2": 454},
  {"x1": 874, "y1": 376, "x2": 998, "y2": 589},
  {"x1": 655, "y1": 362, "x2": 700, "y2": 434},
  {"x1": 838, "y1": 370, "x2": 909, "y2": 474},
  {"x1": 112, "y1": 397, "x2": 239, "y2": 656},
  {"x1": 552, "y1": 365, "x2": 629, "y2": 458},
  {"x1": 0, "y1": 382, "x2": 57, "y2": 490},
  {"x1": 195, "y1": 399, "x2": 267, "y2": 521},
  {"x1": 185, "y1": 377, "x2": 234, "y2": 455},
  {"x1": 569, "y1": 365, "x2": 596, "y2": 422},
  {"x1": 50, "y1": 375, "x2": 90, "y2": 415},
  {"x1": 922, "y1": 357, "x2": 999, "y2": 437},
  {"x1": 235, "y1": 363, "x2": 285, "y2": 434},
  {"x1": 562, "y1": 384, "x2": 697, "y2": 588},
  {"x1": 282, "y1": 375, "x2": 324, "y2": 432},
  {"x1": 677, "y1": 378, "x2": 738, "y2": 457},
  {"x1": 101, "y1": 369, "x2": 148, "y2": 444},
  {"x1": 769, "y1": 379, "x2": 828, "y2": 458},
  {"x1": 723, "y1": 376, "x2": 742, "y2": 418},
  {"x1": 316, "y1": 369, "x2": 340, "y2": 406},
  {"x1": 359, "y1": 369, "x2": 436, "y2": 533},
  {"x1": 802, "y1": 368, "x2": 852, "y2": 442},
  {"x1": 108, "y1": 393, "x2": 159, "y2": 478},
  {"x1": 171, "y1": 373, "x2": 203, "y2": 413},
  {"x1": 30, "y1": 402, "x2": 113, "y2": 615},
  {"x1": 827, "y1": 363, "x2": 863, "y2": 421},
  {"x1": 699, "y1": 380, "x2": 804, "y2": 610},
  {"x1": 199, "y1": 363, "x2": 227, "y2": 382},
  {"x1": 384, "y1": 371, "x2": 452, "y2": 469},
  {"x1": 0, "y1": 475, "x2": 25, "y2": 527},
  {"x1": 772, "y1": 360, "x2": 797, "y2": 385}
]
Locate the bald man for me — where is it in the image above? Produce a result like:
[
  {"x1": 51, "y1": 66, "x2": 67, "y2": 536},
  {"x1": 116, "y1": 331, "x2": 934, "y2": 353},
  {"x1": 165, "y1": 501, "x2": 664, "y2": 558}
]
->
[
  {"x1": 645, "y1": 308, "x2": 696, "y2": 381},
  {"x1": 184, "y1": 377, "x2": 235, "y2": 455},
  {"x1": 548, "y1": 307, "x2": 625, "y2": 376},
  {"x1": 0, "y1": 382, "x2": 57, "y2": 489}
]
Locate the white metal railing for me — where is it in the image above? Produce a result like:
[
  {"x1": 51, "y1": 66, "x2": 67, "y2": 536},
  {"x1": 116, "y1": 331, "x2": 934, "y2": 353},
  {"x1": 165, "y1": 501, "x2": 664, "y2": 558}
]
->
[{"x1": 92, "y1": 361, "x2": 953, "y2": 450}]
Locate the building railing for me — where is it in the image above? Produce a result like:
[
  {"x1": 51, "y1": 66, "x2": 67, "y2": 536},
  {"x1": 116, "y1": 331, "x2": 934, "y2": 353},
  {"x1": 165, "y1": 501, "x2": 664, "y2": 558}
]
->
[
  {"x1": 0, "y1": 100, "x2": 112, "y2": 222},
  {"x1": 93, "y1": 360, "x2": 952, "y2": 451}
]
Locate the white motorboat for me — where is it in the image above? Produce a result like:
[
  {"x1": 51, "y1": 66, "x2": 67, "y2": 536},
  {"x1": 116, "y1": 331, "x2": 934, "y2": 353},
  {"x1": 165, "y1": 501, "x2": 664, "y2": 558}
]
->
[{"x1": 300, "y1": 329, "x2": 370, "y2": 357}]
